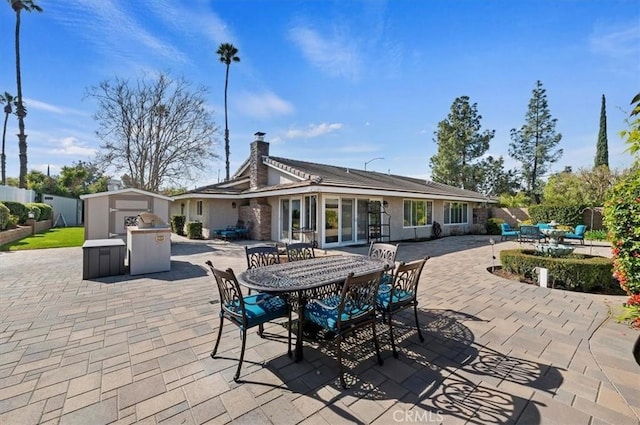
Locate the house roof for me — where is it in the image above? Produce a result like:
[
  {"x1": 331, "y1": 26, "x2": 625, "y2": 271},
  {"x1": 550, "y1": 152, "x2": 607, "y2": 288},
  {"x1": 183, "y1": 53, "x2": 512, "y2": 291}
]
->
[{"x1": 174, "y1": 155, "x2": 495, "y2": 203}]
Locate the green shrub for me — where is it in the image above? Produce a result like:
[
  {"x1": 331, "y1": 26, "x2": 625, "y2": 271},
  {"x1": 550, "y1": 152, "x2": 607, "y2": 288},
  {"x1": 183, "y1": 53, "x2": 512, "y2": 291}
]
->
[
  {"x1": 6, "y1": 214, "x2": 19, "y2": 229},
  {"x1": 0, "y1": 203, "x2": 9, "y2": 230},
  {"x1": 585, "y1": 229, "x2": 607, "y2": 241},
  {"x1": 528, "y1": 205, "x2": 585, "y2": 227},
  {"x1": 186, "y1": 221, "x2": 203, "y2": 239},
  {"x1": 500, "y1": 249, "x2": 616, "y2": 293},
  {"x1": 486, "y1": 218, "x2": 504, "y2": 235},
  {"x1": 171, "y1": 215, "x2": 186, "y2": 236},
  {"x1": 31, "y1": 203, "x2": 53, "y2": 221},
  {"x1": 25, "y1": 204, "x2": 41, "y2": 221},
  {"x1": 604, "y1": 167, "x2": 640, "y2": 295},
  {"x1": 1, "y1": 201, "x2": 29, "y2": 224}
]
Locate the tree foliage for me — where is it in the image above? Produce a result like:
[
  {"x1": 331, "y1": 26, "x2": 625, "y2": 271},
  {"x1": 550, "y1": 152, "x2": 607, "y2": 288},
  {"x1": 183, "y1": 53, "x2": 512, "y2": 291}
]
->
[
  {"x1": 475, "y1": 156, "x2": 520, "y2": 197},
  {"x1": 429, "y1": 96, "x2": 496, "y2": 192},
  {"x1": 25, "y1": 161, "x2": 109, "y2": 198},
  {"x1": 543, "y1": 166, "x2": 619, "y2": 206},
  {"x1": 620, "y1": 92, "x2": 640, "y2": 162},
  {"x1": 595, "y1": 94, "x2": 609, "y2": 168},
  {"x1": 509, "y1": 80, "x2": 563, "y2": 203},
  {"x1": 87, "y1": 72, "x2": 219, "y2": 192}
]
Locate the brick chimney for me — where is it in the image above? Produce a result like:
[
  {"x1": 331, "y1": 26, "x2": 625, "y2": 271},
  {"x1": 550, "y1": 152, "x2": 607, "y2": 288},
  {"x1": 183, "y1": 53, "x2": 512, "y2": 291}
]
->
[{"x1": 250, "y1": 132, "x2": 269, "y2": 190}]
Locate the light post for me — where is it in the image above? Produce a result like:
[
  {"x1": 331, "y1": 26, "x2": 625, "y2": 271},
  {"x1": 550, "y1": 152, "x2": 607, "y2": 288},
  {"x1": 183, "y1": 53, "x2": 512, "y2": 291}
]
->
[{"x1": 364, "y1": 157, "x2": 384, "y2": 171}]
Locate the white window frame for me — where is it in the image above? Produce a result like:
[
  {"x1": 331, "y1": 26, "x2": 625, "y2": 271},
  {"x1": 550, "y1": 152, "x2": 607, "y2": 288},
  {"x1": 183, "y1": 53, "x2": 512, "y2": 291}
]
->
[
  {"x1": 196, "y1": 200, "x2": 203, "y2": 216},
  {"x1": 444, "y1": 201, "x2": 468, "y2": 225},
  {"x1": 403, "y1": 199, "x2": 433, "y2": 227}
]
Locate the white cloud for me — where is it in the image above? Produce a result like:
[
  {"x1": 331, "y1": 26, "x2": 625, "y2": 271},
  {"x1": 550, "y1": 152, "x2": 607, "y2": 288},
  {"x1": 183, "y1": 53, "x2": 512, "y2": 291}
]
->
[
  {"x1": 50, "y1": 137, "x2": 97, "y2": 157},
  {"x1": 47, "y1": 0, "x2": 188, "y2": 65},
  {"x1": 288, "y1": 25, "x2": 362, "y2": 80},
  {"x1": 285, "y1": 123, "x2": 343, "y2": 139},
  {"x1": 236, "y1": 91, "x2": 294, "y2": 119},
  {"x1": 23, "y1": 98, "x2": 87, "y2": 116},
  {"x1": 590, "y1": 25, "x2": 640, "y2": 59}
]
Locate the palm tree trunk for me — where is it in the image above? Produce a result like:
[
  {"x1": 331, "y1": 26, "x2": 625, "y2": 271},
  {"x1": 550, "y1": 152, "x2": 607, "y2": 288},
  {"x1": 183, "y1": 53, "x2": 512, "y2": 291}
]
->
[
  {"x1": 224, "y1": 64, "x2": 230, "y2": 181},
  {"x1": 1, "y1": 111, "x2": 8, "y2": 185},
  {"x1": 14, "y1": 6, "x2": 28, "y2": 188}
]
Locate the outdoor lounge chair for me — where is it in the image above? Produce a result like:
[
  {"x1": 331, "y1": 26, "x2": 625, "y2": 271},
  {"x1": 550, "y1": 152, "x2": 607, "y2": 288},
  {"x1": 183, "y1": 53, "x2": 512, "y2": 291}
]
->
[
  {"x1": 205, "y1": 261, "x2": 291, "y2": 382},
  {"x1": 563, "y1": 224, "x2": 586, "y2": 245},
  {"x1": 518, "y1": 225, "x2": 544, "y2": 243},
  {"x1": 304, "y1": 268, "x2": 386, "y2": 388},
  {"x1": 376, "y1": 257, "x2": 429, "y2": 358},
  {"x1": 500, "y1": 223, "x2": 519, "y2": 241}
]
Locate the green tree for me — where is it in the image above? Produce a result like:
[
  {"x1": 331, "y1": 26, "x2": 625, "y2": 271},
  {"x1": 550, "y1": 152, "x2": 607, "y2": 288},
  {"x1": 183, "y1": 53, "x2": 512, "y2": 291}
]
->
[
  {"x1": 58, "y1": 161, "x2": 109, "y2": 197},
  {"x1": 216, "y1": 43, "x2": 240, "y2": 182},
  {"x1": 620, "y1": 92, "x2": 640, "y2": 161},
  {"x1": 9, "y1": 0, "x2": 43, "y2": 188},
  {"x1": 0, "y1": 91, "x2": 16, "y2": 185},
  {"x1": 429, "y1": 96, "x2": 495, "y2": 191},
  {"x1": 476, "y1": 156, "x2": 519, "y2": 197},
  {"x1": 595, "y1": 94, "x2": 609, "y2": 168},
  {"x1": 26, "y1": 169, "x2": 58, "y2": 195},
  {"x1": 509, "y1": 80, "x2": 563, "y2": 203},
  {"x1": 543, "y1": 169, "x2": 585, "y2": 205},
  {"x1": 87, "y1": 72, "x2": 219, "y2": 191}
]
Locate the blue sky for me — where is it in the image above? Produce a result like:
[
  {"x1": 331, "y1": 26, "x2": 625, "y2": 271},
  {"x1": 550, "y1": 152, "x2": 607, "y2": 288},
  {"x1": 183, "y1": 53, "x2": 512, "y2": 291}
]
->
[{"x1": 1, "y1": 0, "x2": 638, "y2": 189}]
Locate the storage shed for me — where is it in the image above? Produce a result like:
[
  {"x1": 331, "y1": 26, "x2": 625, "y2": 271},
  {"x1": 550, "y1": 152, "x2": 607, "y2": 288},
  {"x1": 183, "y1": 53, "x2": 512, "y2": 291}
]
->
[{"x1": 80, "y1": 188, "x2": 173, "y2": 241}]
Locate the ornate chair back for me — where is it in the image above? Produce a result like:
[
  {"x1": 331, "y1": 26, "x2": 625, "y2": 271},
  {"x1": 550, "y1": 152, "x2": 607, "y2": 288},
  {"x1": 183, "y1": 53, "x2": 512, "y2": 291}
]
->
[
  {"x1": 368, "y1": 242, "x2": 398, "y2": 268},
  {"x1": 286, "y1": 242, "x2": 315, "y2": 262},
  {"x1": 245, "y1": 244, "x2": 280, "y2": 269}
]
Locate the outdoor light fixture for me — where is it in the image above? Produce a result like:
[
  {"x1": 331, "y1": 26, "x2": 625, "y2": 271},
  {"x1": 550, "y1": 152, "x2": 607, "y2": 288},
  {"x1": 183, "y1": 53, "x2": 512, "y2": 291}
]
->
[
  {"x1": 232, "y1": 202, "x2": 237, "y2": 209},
  {"x1": 364, "y1": 157, "x2": 384, "y2": 171}
]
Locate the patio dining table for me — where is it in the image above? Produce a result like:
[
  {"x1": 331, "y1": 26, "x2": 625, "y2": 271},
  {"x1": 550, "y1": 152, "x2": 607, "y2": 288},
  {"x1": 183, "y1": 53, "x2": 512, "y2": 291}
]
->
[{"x1": 238, "y1": 255, "x2": 388, "y2": 361}]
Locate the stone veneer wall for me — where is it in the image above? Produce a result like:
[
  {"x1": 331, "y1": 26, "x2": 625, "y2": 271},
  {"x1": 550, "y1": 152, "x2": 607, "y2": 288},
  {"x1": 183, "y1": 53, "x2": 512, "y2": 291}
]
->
[
  {"x1": 239, "y1": 199, "x2": 271, "y2": 241},
  {"x1": 489, "y1": 208, "x2": 530, "y2": 227},
  {"x1": 250, "y1": 140, "x2": 269, "y2": 190}
]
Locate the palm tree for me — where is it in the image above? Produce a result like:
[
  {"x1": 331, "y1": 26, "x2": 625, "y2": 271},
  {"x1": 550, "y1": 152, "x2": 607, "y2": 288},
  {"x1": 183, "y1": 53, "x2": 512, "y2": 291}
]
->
[
  {"x1": 0, "y1": 92, "x2": 16, "y2": 185},
  {"x1": 216, "y1": 43, "x2": 240, "y2": 181},
  {"x1": 9, "y1": 0, "x2": 43, "y2": 188}
]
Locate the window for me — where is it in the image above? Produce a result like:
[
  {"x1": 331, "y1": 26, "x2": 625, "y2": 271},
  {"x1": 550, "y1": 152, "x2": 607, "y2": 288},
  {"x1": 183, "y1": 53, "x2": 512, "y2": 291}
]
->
[
  {"x1": 403, "y1": 200, "x2": 432, "y2": 227},
  {"x1": 444, "y1": 202, "x2": 468, "y2": 224},
  {"x1": 196, "y1": 200, "x2": 203, "y2": 215}
]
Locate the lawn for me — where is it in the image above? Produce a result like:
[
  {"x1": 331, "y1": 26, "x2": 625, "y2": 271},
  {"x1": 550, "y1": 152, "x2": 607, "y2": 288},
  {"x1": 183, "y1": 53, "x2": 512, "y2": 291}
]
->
[{"x1": 0, "y1": 227, "x2": 85, "y2": 251}]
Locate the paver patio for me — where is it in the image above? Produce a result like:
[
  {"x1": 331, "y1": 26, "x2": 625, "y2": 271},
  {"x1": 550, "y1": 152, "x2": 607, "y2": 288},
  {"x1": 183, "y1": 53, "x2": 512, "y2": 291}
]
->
[{"x1": 0, "y1": 235, "x2": 638, "y2": 424}]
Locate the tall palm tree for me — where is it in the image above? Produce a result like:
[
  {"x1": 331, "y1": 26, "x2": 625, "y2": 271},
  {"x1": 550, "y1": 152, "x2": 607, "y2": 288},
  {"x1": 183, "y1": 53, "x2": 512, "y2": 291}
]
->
[
  {"x1": 9, "y1": 0, "x2": 42, "y2": 188},
  {"x1": 0, "y1": 92, "x2": 16, "y2": 185},
  {"x1": 216, "y1": 43, "x2": 240, "y2": 181}
]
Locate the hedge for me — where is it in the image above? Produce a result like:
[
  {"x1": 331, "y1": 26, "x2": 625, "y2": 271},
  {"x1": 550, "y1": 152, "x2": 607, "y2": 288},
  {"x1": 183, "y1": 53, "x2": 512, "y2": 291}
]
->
[
  {"x1": 528, "y1": 205, "x2": 586, "y2": 228},
  {"x1": 500, "y1": 249, "x2": 615, "y2": 293},
  {"x1": 486, "y1": 218, "x2": 504, "y2": 235},
  {"x1": 171, "y1": 215, "x2": 186, "y2": 236},
  {"x1": 187, "y1": 222, "x2": 203, "y2": 239},
  {"x1": 0, "y1": 201, "x2": 29, "y2": 224},
  {"x1": 27, "y1": 202, "x2": 53, "y2": 221},
  {"x1": 0, "y1": 203, "x2": 9, "y2": 230}
]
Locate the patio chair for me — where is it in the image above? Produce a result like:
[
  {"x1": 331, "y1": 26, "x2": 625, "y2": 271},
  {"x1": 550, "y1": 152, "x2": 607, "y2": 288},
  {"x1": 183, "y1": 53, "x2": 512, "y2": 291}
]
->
[
  {"x1": 376, "y1": 257, "x2": 429, "y2": 358},
  {"x1": 500, "y1": 223, "x2": 519, "y2": 241},
  {"x1": 518, "y1": 225, "x2": 544, "y2": 243},
  {"x1": 245, "y1": 244, "x2": 282, "y2": 334},
  {"x1": 368, "y1": 242, "x2": 399, "y2": 284},
  {"x1": 245, "y1": 244, "x2": 281, "y2": 269},
  {"x1": 304, "y1": 268, "x2": 386, "y2": 388},
  {"x1": 285, "y1": 242, "x2": 315, "y2": 262},
  {"x1": 205, "y1": 261, "x2": 291, "y2": 382},
  {"x1": 563, "y1": 224, "x2": 586, "y2": 245}
]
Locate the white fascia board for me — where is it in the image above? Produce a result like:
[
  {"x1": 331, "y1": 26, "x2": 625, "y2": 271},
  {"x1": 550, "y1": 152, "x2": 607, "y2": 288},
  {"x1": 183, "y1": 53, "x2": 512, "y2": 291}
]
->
[
  {"x1": 264, "y1": 162, "x2": 307, "y2": 181},
  {"x1": 218, "y1": 177, "x2": 250, "y2": 188},
  {"x1": 172, "y1": 193, "x2": 241, "y2": 200},
  {"x1": 241, "y1": 184, "x2": 494, "y2": 203}
]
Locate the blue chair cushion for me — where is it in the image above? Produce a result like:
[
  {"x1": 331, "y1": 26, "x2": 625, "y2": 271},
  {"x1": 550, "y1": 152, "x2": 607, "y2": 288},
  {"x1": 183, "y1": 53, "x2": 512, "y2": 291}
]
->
[
  {"x1": 304, "y1": 295, "x2": 372, "y2": 332},
  {"x1": 377, "y1": 286, "x2": 414, "y2": 309},
  {"x1": 225, "y1": 294, "x2": 288, "y2": 328}
]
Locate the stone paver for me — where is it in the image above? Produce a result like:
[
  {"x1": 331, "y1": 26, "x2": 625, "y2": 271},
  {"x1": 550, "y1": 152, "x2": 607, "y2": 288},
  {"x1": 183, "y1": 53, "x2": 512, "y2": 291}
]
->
[{"x1": 0, "y1": 236, "x2": 638, "y2": 424}]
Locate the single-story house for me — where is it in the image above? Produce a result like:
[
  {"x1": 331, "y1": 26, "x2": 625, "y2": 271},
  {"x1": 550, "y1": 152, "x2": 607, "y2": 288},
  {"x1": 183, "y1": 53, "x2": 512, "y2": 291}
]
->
[{"x1": 172, "y1": 132, "x2": 496, "y2": 248}]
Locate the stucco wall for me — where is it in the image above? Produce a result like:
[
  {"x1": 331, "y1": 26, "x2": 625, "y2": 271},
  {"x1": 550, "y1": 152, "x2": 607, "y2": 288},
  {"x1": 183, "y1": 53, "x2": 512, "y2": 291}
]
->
[{"x1": 84, "y1": 195, "x2": 109, "y2": 240}]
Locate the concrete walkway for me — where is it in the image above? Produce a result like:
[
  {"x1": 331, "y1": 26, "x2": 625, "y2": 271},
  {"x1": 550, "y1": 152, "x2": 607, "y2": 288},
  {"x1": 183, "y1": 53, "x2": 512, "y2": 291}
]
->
[{"x1": 0, "y1": 236, "x2": 638, "y2": 424}]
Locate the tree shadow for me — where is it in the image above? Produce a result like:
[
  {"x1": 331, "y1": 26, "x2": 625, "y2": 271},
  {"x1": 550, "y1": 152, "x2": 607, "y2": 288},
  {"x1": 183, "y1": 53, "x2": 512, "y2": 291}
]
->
[{"x1": 225, "y1": 308, "x2": 561, "y2": 424}]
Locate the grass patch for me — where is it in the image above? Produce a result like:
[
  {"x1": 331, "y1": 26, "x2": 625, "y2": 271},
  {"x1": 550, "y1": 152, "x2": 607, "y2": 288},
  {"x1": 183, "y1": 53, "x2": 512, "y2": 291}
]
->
[{"x1": 1, "y1": 227, "x2": 85, "y2": 251}]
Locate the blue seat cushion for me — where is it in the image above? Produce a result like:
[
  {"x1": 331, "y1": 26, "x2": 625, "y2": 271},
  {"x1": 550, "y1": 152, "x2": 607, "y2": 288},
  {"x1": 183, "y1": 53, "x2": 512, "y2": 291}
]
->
[
  {"x1": 304, "y1": 295, "x2": 372, "y2": 332},
  {"x1": 377, "y1": 286, "x2": 414, "y2": 309},
  {"x1": 224, "y1": 294, "x2": 288, "y2": 328},
  {"x1": 564, "y1": 232, "x2": 583, "y2": 239},
  {"x1": 502, "y1": 231, "x2": 519, "y2": 236}
]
